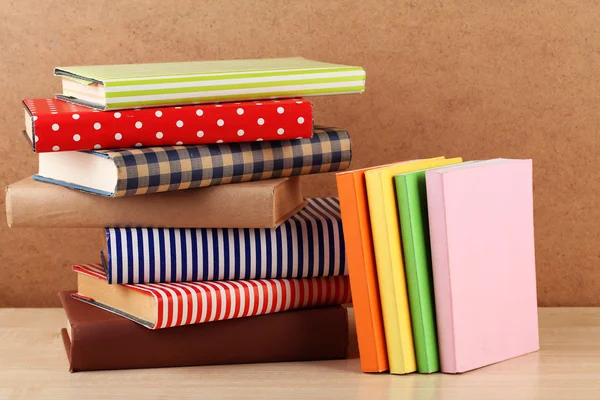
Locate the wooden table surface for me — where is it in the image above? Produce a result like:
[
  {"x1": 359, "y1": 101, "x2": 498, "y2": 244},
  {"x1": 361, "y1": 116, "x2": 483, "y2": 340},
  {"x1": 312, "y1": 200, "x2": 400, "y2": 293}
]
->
[{"x1": 0, "y1": 307, "x2": 599, "y2": 400}]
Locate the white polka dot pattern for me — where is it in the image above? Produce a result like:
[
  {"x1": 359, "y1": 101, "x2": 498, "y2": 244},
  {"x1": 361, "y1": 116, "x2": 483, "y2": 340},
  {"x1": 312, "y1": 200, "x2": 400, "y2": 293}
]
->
[{"x1": 23, "y1": 97, "x2": 313, "y2": 152}]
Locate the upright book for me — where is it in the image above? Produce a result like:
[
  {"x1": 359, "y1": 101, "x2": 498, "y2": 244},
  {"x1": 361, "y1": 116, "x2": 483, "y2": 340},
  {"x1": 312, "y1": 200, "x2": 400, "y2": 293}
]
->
[
  {"x1": 54, "y1": 57, "x2": 366, "y2": 110},
  {"x1": 23, "y1": 98, "x2": 313, "y2": 152},
  {"x1": 394, "y1": 169, "x2": 447, "y2": 373},
  {"x1": 364, "y1": 157, "x2": 461, "y2": 374},
  {"x1": 102, "y1": 198, "x2": 345, "y2": 284},
  {"x1": 73, "y1": 263, "x2": 351, "y2": 329},
  {"x1": 6, "y1": 177, "x2": 304, "y2": 229},
  {"x1": 336, "y1": 167, "x2": 389, "y2": 373},
  {"x1": 33, "y1": 126, "x2": 351, "y2": 197},
  {"x1": 426, "y1": 159, "x2": 539, "y2": 373},
  {"x1": 60, "y1": 291, "x2": 349, "y2": 372}
]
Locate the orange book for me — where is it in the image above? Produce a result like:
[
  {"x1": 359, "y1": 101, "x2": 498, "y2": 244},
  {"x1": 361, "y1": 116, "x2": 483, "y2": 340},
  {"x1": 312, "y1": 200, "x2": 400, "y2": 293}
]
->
[{"x1": 336, "y1": 169, "x2": 389, "y2": 372}]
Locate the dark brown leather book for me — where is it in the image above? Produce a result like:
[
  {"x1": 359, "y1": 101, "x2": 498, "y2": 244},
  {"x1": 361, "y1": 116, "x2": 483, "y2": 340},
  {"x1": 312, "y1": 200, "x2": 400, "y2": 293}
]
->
[{"x1": 59, "y1": 291, "x2": 349, "y2": 372}]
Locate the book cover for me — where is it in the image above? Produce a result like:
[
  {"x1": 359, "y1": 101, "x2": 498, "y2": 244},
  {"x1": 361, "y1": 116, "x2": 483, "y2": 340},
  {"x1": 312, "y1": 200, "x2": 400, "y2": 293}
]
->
[
  {"x1": 23, "y1": 98, "x2": 313, "y2": 152},
  {"x1": 336, "y1": 169, "x2": 389, "y2": 373},
  {"x1": 364, "y1": 157, "x2": 462, "y2": 374},
  {"x1": 393, "y1": 162, "x2": 462, "y2": 373},
  {"x1": 103, "y1": 198, "x2": 345, "y2": 284},
  {"x1": 6, "y1": 176, "x2": 304, "y2": 229},
  {"x1": 33, "y1": 126, "x2": 352, "y2": 197},
  {"x1": 426, "y1": 159, "x2": 539, "y2": 373},
  {"x1": 59, "y1": 291, "x2": 349, "y2": 372},
  {"x1": 54, "y1": 57, "x2": 366, "y2": 110},
  {"x1": 72, "y1": 263, "x2": 352, "y2": 329}
]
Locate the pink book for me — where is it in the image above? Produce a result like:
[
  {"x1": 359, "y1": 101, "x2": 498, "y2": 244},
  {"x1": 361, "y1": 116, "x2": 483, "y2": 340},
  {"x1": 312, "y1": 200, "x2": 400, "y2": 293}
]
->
[{"x1": 426, "y1": 159, "x2": 539, "y2": 373}]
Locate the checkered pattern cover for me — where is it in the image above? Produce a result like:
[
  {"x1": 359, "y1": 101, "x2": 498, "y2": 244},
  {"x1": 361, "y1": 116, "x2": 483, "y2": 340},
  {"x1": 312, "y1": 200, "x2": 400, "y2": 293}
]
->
[{"x1": 90, "y1": 125, "x2": 350, "y2": 196}]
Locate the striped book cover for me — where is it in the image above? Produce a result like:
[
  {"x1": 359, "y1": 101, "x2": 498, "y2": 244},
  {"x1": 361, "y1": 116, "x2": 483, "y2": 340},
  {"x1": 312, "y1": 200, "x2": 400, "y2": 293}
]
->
[
  {"x1": 104, "y1": 198, "x2": 345, "y2": 284},
  {"x1": 73, "y1": 263, "x2": 352, "y2": 329},
  {"x1": 54, "y1": 57, "x2": 366, "y2": 110},
  {"x1": 34, "y1": 126, "x2": 351, "y2": 197}
]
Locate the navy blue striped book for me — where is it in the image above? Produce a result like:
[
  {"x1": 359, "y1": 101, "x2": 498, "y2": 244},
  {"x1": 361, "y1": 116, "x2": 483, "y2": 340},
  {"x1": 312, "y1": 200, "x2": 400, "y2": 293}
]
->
[{"x1": 102, "y1": 198, "x2": 346, "y2": 284}]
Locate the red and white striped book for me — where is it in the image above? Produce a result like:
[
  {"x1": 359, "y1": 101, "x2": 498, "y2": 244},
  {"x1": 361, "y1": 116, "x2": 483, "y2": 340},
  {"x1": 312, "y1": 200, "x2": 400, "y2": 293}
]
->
[{"x1": 72, "y1": 264, "x2": 351, "y2": 329}]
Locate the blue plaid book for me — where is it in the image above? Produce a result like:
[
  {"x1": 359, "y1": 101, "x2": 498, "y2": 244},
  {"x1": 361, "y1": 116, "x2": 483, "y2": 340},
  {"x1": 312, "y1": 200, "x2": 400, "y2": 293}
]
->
[
  {"x1": 103, "y1": 198, "x2": 346, "y2": 284},
  {"x1": 34, "y1": 126, "x2": 351, "y2": 197}
]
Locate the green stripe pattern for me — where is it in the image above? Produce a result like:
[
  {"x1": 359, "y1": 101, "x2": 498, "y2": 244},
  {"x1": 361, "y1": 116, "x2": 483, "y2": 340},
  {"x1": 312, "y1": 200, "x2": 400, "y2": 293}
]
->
[{"x1": 55, "y1": 58, "x2": 366, "y2": 110}]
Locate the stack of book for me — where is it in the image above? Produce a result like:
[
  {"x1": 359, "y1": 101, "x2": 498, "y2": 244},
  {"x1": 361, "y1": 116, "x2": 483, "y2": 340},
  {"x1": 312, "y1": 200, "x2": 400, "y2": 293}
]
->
[
  {"x1": 6, "y1": 57, "x2": 367, "y2": 372},
  {"x1": 337, "y1": 157, "x2": 540, "y2": 374}
]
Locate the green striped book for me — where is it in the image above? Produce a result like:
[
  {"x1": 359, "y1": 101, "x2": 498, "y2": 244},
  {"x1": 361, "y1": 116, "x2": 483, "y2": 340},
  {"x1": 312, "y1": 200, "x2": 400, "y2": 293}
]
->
[{"x1": 54, "y1": 57, "x2": 366, "y2": 110}]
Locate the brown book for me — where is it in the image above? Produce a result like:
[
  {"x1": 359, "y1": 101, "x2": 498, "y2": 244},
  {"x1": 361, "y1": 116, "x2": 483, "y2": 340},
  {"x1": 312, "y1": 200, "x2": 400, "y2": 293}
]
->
[
  {"x1": 59, "y1": 291, "x2": 349, "y2": 372},
  {"x1": 6, "y1": 177, "x2": 304, "y2": 228}
]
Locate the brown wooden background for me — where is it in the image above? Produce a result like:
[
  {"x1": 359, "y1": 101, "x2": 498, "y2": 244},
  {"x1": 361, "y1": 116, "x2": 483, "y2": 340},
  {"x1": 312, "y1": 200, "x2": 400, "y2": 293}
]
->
[{"x1": 1, "y1": 0, "x2": 598, "y2": 306}]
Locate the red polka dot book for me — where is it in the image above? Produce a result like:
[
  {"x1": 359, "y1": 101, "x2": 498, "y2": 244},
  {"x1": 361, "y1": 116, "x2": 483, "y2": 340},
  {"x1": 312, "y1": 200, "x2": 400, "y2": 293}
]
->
[{"x1": 23, "y1": 98, "x2": 313, "y2": 153}]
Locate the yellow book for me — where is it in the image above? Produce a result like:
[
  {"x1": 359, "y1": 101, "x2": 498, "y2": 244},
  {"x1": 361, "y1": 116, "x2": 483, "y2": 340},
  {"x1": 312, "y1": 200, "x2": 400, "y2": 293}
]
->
[{"x1": 365, "y1": 157, "x2": 463, "y2": 374}]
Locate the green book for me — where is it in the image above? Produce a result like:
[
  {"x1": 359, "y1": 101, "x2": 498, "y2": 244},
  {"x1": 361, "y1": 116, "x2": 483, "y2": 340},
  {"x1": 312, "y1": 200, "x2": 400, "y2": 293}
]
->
[
  {"x1": 394, "y1": 170, "x2": 440, "y2": 373},
  {"x1": 54, "y1": 57, "x2": 366, "y2": 110}
]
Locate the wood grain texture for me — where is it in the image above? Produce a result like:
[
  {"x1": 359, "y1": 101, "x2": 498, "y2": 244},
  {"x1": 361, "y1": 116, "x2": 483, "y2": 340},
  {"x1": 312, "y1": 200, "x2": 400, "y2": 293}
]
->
[
  {"x1": 1, "y1": 0, "x2": 599, "y2": 305},
  {"x1": 0, "y1": 307, "x2": 599, "y2": 399}
]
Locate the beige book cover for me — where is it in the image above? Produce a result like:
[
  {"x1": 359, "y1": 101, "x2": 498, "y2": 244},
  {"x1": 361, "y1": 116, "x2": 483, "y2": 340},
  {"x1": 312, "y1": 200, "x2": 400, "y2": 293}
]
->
[{"x1": 6, "y1": 177, "x2": 304, "y2": 229}]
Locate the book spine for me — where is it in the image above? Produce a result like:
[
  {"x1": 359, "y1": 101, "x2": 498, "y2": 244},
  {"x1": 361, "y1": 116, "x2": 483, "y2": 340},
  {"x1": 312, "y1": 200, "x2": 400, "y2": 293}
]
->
[
  {"x1": 100, "y1": 67, "x2": 366, "y2": 109},
  {"x1": 104, "y1": 198, "x2": 345, "y2": 284},
  {"x1": 425, "y1": 171, "x2": 457, "y2": 373},
  {"x1": 365, "y1": 171, "x2": 416, "y2": 374},
  {"x1": 395, "y1": 174, "x2": 440, "y2": 374},
  {"x1": 74, "y1": 263, "x2": 352, "y2": 329},
  {"x1": 335, "y1": 172, "x2": 389, "y2": 373},
  {"x1": 63, "y1": 305, "x2": 349, "y2": 372},
  {"x1": 6, "y1": 177, "x2": 303, "y2": 229},
  {"x1": 109, "y1": 127, "x2": 351, "y2": 197},
  {"x1": 410, "y1": 173, "x2": 440, "y2": 373},
  {"x1": 25, "y1": 98, "x2": 313, "y2": 152}
]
